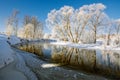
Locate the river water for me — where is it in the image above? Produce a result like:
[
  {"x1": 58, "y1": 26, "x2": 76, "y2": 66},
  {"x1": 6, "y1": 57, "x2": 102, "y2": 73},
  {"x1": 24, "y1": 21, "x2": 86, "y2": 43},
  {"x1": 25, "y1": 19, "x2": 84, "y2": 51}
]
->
[{"x1": 16, "y1": 42, "x2": 120, "y2": 79}]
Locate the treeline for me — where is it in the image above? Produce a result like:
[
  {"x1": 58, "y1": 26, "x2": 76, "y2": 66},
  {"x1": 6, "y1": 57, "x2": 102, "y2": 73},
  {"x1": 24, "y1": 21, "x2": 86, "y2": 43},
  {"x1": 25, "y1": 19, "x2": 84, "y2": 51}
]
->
[
  {"x1": 6, "y1": 10, "x2": 43, "y2": 40},
  {"x1": 46, "y1": 3, "x2": 120, "y2": 45},
  {"x1": 5, "y1": 3, "x2": 120, "y2": 46}
]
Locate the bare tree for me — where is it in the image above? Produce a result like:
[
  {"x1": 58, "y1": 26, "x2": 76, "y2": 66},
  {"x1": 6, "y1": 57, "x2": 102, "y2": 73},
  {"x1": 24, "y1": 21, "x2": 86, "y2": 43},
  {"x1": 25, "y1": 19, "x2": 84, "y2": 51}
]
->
[
  {"x1": 31, "y1": 16, "x2": 43, "y2": 39},
  {"x1": 23, "y1": 16, "x2": 43, "y2": 39},
  {"x1": 23, "y1": 15, "x2": 31, "y2": 25},
  {"x1": 113, "y1": 19, "x2": 120, "y2": 45},
  {"x1": 24, "y1": 23, "x2": 34, "y2": 39},
  {"x1": 106, "y1": 23, "x2": 112, "y2": 45},
  {"x1": 6, "y1": 10, "x2": 19, "y2": 36}
]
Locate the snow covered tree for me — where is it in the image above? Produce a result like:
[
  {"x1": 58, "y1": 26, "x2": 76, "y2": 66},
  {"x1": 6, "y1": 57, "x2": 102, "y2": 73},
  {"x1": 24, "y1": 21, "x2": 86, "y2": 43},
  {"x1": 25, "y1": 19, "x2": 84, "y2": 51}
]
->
[
  {"x1": 113, "y1": 19, "x2": 120, "y2": 46},
  {"x1": 104, "y1": 19, "x2": 120, "y2": 46},
  {"x1": 46, "y1": 4, "x2": 108, "y2": 43},
  {"x1": 105, "y1": 22, "x2": 113, "y2": 45},
  {"x1": 43, "y1": 33, "x2": 51, "y2": 39},
  {"x1": 80, "y1": 30, "x2": 95, "y2": 43},
  {"x1": 6, "y1": 10, "x2": 19, "y2": 36},
  {"x1": 50, "y1": 27, "x2": 59, "y2": 39},
  {"x1": 86, "y1": 3, "x2": 107, "y2": 43},
  {"x1": 46, "y1": 6, "x2": 75, "y2": 42},
  {"x1": 17, "y1": 27, "x2": 24, "y2": 38},
  {"x1": 6, "y1": 25, "x2": 14, "y2": 37},
  {"x1": 24, "y1": 23, "x2": 34, "y2": 39},
  {"x1": 71, "y1": 6, "x2": 91, "y2": 43},
  {"x1": 31, "y1": 16, "x2": 43, "y2": 39},
  {"x1": 46, "y1": 6, "x2": 91, "y2": 43},
  {"x1": 23, "y1": 16, "x2": 43, "y2": 39}
]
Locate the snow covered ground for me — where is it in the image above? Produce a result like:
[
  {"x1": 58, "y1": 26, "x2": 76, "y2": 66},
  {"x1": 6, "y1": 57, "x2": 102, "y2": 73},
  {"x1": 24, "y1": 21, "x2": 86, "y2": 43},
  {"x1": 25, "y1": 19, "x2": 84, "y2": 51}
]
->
[
  {"x1": 0, "y1": 39, "x2": 14, "y2": 69},
  {"x1": 0, "y1": 34, "x2": 22, "y2": 68},
  {"x1": 8, "y1": 36, "x2": 21, "y2": 45},
  {"x1": 0, "y1": 34, "x2": 15, "y2": 69},
  {"x1": 50, "y1": 40, "x2": 120, "y2": 51},
  {"x1": 0, "y1": 34, "x2": 38, "y2": 80},
  {"x1": 12, "y1": 48, "x2": 108, "y2": 80}
]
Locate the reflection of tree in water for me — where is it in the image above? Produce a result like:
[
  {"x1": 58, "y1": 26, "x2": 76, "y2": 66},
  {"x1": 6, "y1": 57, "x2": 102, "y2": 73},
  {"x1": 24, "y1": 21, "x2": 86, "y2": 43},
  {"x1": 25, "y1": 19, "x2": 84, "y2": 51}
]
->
[
  {"x1": 51, "y1": 46, "x2": 66, "y2": 62},
  {"x1": 99, "y1": 50, "x2": 120, "y2": 76},
  {"x1": 51, "y1": 46, "x2": 120, "y2": 75},
  {"x1": 19, "y1": 43, "x2": 44, "y2": 56},
  {"x1": 18, "y1": 43, "x2": 120, "y2": 78},
  {"x1": 51, "y1": 47, "x2": 96, "y2": 70}
]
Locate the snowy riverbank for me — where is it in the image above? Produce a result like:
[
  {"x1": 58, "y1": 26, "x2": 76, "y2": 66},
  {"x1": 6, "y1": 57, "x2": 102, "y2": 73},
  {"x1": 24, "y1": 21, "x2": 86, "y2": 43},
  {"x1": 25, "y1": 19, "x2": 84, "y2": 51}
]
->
[
  {"x1": 0, "y1": 38, "x2": 108, "y2": 80},
  {"x1": 50, "y1": 40, "x2": 120, "y2": 51},
  {"x1": 0, "y1": 34, "x2": 118, "y2": 80},
  {"x1": 0, "y1": 34, "x2": 21, "y2": 69},
  {"x1": 12, "y1": 47, "x2": 109, "y2": 80},
  {"x1": 0, "y1": 40, "x2": 14, "y2": 69}
]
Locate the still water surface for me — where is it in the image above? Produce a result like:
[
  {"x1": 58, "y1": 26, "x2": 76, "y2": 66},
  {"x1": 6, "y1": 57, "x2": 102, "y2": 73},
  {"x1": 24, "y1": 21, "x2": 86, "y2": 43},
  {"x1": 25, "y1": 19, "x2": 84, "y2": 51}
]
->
[{"x1": 17, "y1": 42, "x2": 120, "y2": 79}]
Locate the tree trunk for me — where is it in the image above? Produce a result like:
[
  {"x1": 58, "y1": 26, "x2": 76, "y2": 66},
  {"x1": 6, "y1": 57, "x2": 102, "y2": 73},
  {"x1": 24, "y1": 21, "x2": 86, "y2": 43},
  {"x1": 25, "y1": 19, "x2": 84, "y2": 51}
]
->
[
  {"x1": 107, "y1": 34, "x2": 110, "y2": 45},
  {"x1": 94, "y1": 30, "x2": 96, "y2": 43}
]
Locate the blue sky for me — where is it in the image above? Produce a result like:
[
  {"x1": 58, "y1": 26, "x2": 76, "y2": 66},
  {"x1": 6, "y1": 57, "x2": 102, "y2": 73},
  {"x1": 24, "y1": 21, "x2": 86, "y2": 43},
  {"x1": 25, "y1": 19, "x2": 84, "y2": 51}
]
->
[{"x1": 0, "y1": 0, "x2": 120, "y2": 32}]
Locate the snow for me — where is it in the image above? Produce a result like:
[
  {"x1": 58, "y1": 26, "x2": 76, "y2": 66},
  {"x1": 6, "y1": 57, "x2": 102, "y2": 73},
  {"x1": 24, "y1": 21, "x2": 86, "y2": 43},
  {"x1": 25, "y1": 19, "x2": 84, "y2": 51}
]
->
[
  {"x1": 8, "y1": 35, "x2": 21, "y2": 45},
  {"x1": 0, "y1": 39, "x2": 14, "y2": 69},
  {"x1": 0, "y1": 34, "x2": 22, "y2": 69},
  {"x1": 50, "y1": 40, "x2": 120, "y2": 51},
  {"x1": 0, "y1": 34, "x2": 37, "y2": 80},
  {"x1": 41, "y1": 63, "x2": 61, "y2": 68},
  {"x1": 0, "y1": 34, "x2": 8, "y2": 39},
  {"x1": 0, "y1": 34, "x2": 21, "y2": 45},
  {"x1": 0, "y1": 55, "x2": 27, "y2": 80},
  {"x1": 15, "y1": 53, "x2": 38, "y2": 80}
]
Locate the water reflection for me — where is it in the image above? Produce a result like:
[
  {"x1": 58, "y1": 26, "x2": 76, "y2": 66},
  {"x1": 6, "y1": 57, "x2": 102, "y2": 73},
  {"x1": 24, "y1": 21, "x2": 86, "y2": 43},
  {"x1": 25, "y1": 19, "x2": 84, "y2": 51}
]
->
[{"x1": 18, "y1": 42, "x2": 120, "y2": 78}]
